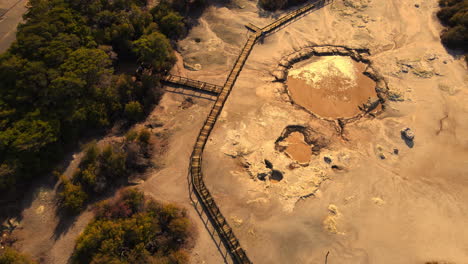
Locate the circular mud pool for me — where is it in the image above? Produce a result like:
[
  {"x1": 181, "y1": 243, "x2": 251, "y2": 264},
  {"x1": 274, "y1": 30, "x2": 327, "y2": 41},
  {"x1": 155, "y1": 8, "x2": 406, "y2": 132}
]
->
[{"x1": 287, "y1": 56, "x2": 379, "y2": 119}]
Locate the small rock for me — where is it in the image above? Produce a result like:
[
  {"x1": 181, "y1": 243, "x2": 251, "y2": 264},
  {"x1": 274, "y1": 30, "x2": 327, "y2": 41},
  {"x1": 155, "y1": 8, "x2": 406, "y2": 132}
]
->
[
  {"x1": 184, "y1": 62, "x2": 202, "y2": 71},
  {"x1": 393, "y1": 148, "x2": 399, "y2": 155},
  {"x1": 401, "y1": 128, "x2": 415, "y2": 141},
  {"x1": 288, "y1": 163, "x2": 300, "y2": 170},
  {"x1": 324, "y1": 156, "x2": 332, "y2": 164},
  {"x1": 331, "y1": 164, "x2": 345, "y2": 171},
  {"x1": 414, "y1": 4, "x2": 419, "y2": 8},
  {"x1": 379, "y1": 153, "x2": 386, "y2": 160},
  {"x1": 425, "y1": 54, "x2": 437, "y2": 61},
  {"x1": 372, "y1": 197, "x2": 386, "y2": 206}
]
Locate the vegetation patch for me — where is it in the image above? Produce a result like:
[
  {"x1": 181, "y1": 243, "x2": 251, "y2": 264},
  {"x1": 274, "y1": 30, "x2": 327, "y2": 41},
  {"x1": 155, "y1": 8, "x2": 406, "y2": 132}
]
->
[
  {"x1": 58, "y1": 129, "x2": 153, "y2": 214},
  {"x1": 0, "y1": 247, "x2": 37, "y2": 264},
  {"x1": 437, "y1": 0, "x2": 468, "y2": 63},
  {"x1": 72, "y1": 189, "x2": 192, "y2": 264},
  {"x1": 0, "y1": 0, "x2": 191, "y2": 209}
]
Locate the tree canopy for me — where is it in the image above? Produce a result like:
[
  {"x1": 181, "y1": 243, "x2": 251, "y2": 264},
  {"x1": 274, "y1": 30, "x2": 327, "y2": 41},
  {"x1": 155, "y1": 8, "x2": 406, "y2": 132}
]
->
[
  {"x1": 72, "y1": 189, "x2": 191, "y2": 264},
  {"x1": 437, "y1": 0, "x2": 468, "y2": 63},
  {"x1": 0, "y1": 0, "x2": 188, "y2": 204}
]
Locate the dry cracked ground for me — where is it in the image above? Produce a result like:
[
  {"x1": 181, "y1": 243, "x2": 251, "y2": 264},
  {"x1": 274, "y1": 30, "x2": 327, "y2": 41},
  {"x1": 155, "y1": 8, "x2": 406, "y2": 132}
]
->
[{"x1": 9, "y1": 0, "x2": 468, "y2": 263}]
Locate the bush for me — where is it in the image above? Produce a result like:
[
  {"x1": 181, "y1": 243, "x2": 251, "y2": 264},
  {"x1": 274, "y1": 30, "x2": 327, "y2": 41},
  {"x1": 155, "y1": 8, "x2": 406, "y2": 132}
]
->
[
  {"x1": 124, "y1": 101, "x2": 144, "y2": 122},
  {"x1": 159, "y1": 12, "x2": 186, "y2": 39},
  {"x1": 72, "y1": 189, "x2": 191, "y2": 264},
  {"x1": 59, "y1": 178, "x2": 88, "y2": 214},
  {"x1": 437, "y1": 0, "x2": 468, "y2": 62},
  {"x1": 0, "y1": 247, "x2": 37, "y2": 264},
  {"x1": 132, "y1": 32, "x2": 176, "y2": 71},
  {"x1": 137, "y1": 129, "x2": 151, "y2": 145}
]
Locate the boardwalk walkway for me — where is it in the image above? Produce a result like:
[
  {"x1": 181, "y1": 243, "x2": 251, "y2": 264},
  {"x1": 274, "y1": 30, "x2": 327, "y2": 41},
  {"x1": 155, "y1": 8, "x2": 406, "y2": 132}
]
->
[
  {"x1": 162, "y1": 74, "x2": 223, "y2": 94},
  {"x1": 188, "y1": 1, "x2": 331, "y2": 263}
]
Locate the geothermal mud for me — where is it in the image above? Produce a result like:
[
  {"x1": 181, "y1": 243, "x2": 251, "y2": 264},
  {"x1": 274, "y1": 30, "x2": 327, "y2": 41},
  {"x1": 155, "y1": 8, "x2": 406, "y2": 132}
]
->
[{"x1": 287, "y1": 56, "x2": 379, "y2": 119}]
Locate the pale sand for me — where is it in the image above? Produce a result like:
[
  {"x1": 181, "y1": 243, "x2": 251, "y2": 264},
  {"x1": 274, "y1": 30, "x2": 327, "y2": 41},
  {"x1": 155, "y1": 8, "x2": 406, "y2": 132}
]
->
[{"x1": 287, "y1": 56, "x2": 377, "y2": 118}]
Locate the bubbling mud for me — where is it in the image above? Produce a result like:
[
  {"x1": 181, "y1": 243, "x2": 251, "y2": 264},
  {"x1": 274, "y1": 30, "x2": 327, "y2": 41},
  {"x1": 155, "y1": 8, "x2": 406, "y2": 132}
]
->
[
  {"x1": 286, "y1": 56, "x2": 379, "y2": 119},
  {"x1": 283, "y1": 132, "x2": 312, "y2": 164}
]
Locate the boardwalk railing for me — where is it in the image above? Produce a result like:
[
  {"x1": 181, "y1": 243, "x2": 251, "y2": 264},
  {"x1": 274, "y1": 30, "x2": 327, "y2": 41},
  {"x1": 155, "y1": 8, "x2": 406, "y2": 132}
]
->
[
  {"x1": 162, "y1": 74, "x2": 223, "y2": 94},
  {"x1": 188, "y1": 1, "x2": 330, "y2": 263}
]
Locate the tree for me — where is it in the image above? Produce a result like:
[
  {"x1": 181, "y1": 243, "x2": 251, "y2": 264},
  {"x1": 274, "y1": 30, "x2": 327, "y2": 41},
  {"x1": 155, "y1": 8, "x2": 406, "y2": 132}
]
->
[
  {"x1": 132, "y1": 32, "x2": 175, "y2": 71},
  {"x1": 124, "y1": 101, "x2": 144, "y2": 122},
  {"x1": 72, "y1": 190, "x2": 191, "y2": 264},
  {"x1": 159, "y1": 12, "x2": 185, "y2": 39},
  {"x1": 59, "y1": 177, "x2": 88, "y2": 214}
]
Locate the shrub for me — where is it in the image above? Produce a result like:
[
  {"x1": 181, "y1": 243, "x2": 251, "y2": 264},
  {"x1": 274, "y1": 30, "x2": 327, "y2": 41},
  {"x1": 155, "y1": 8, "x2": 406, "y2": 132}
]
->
[
  {"x1": 159, "y1": 12, "x2": 186, "y2": 39},
  {"x1": 59, "y1": 177, "x2": 88, "y2": 214},
  {"x1": 125, "y1": 130, "x2": 139, "y2": 142},
  {"x1": 437, "y1": 0, "x2": 468, "y2": 63},
  {"x1": 72, "y1": 189, "x2": 191, "y2": 264},
  {"x1": 132, "y1": 32, "x2": 176, "y2": 71},
  {"x1": 137, "y1": 129, "x2": 151, "y2": 145},
  {"x1": 0, "y1": 247, "x2": 37, "y2": 264},
  {"x1": 124, "y1": 101, "x2": 144, "y2": 122}
]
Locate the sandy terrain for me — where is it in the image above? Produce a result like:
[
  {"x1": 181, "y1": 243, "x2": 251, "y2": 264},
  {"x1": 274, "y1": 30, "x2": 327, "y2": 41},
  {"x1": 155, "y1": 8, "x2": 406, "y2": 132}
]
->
[
  {"x1": 178, "y1": 0, "x2": 468, "y2": 263},
  {"x1": 0, "y1": 0, "x2": 28, "y2": 53},
  {"x1": 7, "y1": 0, "x2": 468, "y2": 263}
]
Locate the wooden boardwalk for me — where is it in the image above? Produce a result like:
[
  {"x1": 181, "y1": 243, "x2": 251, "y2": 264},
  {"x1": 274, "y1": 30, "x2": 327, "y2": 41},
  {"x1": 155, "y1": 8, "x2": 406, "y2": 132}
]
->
[
  {"x1": 188, "y1": 1, "x2": 331, "y2": 263},
  {"x1": 162, "y1": 74, "x2": 223, "y2": 94}
]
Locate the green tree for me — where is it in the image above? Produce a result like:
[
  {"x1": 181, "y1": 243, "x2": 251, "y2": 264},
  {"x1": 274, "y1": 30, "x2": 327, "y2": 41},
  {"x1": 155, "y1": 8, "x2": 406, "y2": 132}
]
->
[
  {"x1": 59, "y1": 177, "x2": 88, "y2": 214},
  {"x1": 124, "y1": 101, "x2": 144, "y2": 122},
  {"x1": 132, "y1": 32, "x2": 175, "y2": 71},
  {"x1": 159, "y1": 12, "x2": 185, "y2": 39}
]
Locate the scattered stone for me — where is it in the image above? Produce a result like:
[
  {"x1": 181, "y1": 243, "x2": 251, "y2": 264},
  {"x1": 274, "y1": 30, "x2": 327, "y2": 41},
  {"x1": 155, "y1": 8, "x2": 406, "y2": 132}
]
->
[
  {"x1": 230, "y1": 216, "x2": 243, "y2": 227},
  {"x1": 425, "y1": 54, "x2": 437, "y2": 61},
  {"x1": 324, "y1": 156, "x2": 332, "y2": 164},
  {"x1": 331, "y1": 164, "x2": 345, "y2": 171},
  {"x1": 388, "y1": 89, "x2": 404, "y2": 102},
  {"x1": 401, "y1": 128, "x2": 415, "y2": 141},
  {"x1": 393, "y1": 148, "x2": 399, "y2": 155},
  {"x1": 288, "y1": 162, "x2": 300, "y2": 170},
  {"x1": 414, "y1": 4, "x2": 419, "y2": 8},
  {"x1": 180, "y1": 97, "x2": 194, "y2": 109},
  {"x1": 323, "y1": 204, "x2": 344, "y2": 234},
  {"x1": 184, "y1": 62, "x2": 202, "y2": 71},
  {"x1": 359, "y1": 97, "x2": 380, "y2": 112},
  {"x1": 372, "y1": 197, "x2": 386, "y2": 206},
  {"x1": 379, "y1": 153, "x2": 386, "y2": 160}
]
